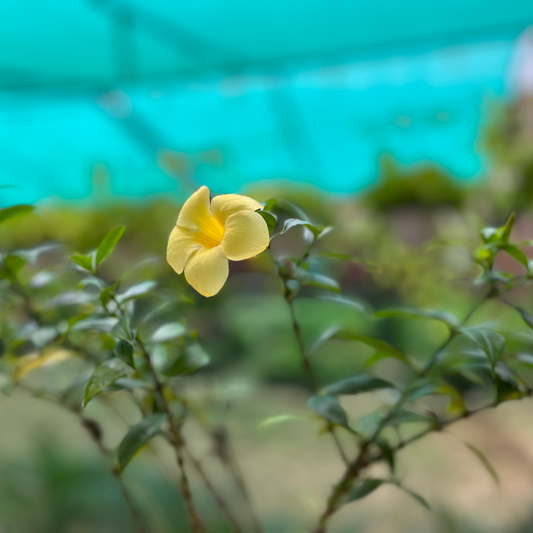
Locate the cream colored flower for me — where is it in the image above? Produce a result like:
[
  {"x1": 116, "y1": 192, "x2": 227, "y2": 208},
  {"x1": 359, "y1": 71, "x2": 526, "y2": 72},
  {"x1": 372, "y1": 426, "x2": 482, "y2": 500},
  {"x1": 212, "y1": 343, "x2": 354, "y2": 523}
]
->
[{"x1": 167, "y1": 186, "x2": 270, "y2": 297}]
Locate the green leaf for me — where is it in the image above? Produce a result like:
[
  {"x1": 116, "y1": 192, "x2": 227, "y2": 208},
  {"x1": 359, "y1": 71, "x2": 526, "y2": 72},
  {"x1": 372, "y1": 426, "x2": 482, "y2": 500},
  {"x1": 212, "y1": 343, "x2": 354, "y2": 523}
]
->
[
  {"x1": 464, "y1": 442, "x2": 499, "y2": 487},
  {"x1": 70, "y1": 254, "x2": 94, "y2": 272},
  {"x1": 0, "y1": 205, "x2": 34, "y2": 225},
  {"x1": 308, "y1": 395, "x2": 349, "y2": 428},
  {"x1": 323, "y1": 374, "x2": 393, "y2": 396},
  {"x1": 461, "y1": 327, "x2": 505, "y2": 369},
  {"x1": 72, "y1": 317, "x2": 119, "y2": 333},
  {"x1": 310, "y1": 326, "x2": 406, "y2": 363},
  {"x1": 96, "y1": 226, "x2": 125, "y2": 266},
  {"x1": 118, "y1": 413, "x2": 167, "y2": 471},
  {"x1": 375, "y1": 308, "x2": 459, "y2": 329},
  {"x1": 346, "y1": 479, "x2": 384, "y2": 503},
  {"x1": 501, "y1": 244, "x2": 528, "y2": 268},
  {"x1": 111, "y1": 317, "x2": 134, "y2": 343},
  {"x1": 84, "y1": 358, "x2": 131, "y2": 405},
  {"x1": 100, "y1": 282, "x2": 120, "y2": 307},
  {"x1": 262, "y1": 198, "x2": 278, "y2": 211},
  {"x1": 151, "y1": 323, "x2": 188, "y2": 344},
  {"x1": 280, "y1": 218, "x2": 324, "y2": 239},
  {"x1": 114, "y1": 340, "x2": 135, "y2": 368},
  {"x1": 514, "y1": 306, "x2": 533, "y2": 330},
  {"x1": 167, "y1": 343, "x2": 210, "y2": 375},
  {"x1": 396, "y1": 484, "x2": 432, "y2": 511},
  {"x1": 2, "y1": 254, "x2": 25, "y2": 275},
  {"x1": 257, "y1": 414, "x2": 308, "y2": 429},
  {"x1": 256, "y1": 209, "x2": 277, "y2": 234},
  {"x1": 298, "y1": 270, "x2": 340, "y2": 293},
  {"x1": 381, "y1": 410, "x2": 429, "y2": 428},
  {"x1": 117, "y1": 281, "x2": 157, "y2": 303}
]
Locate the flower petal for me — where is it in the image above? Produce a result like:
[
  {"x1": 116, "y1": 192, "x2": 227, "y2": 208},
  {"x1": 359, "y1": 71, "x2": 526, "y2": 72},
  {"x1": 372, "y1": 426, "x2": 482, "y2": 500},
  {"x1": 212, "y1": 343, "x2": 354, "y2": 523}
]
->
[
  {"x1": 184, "y1": 246, "x2": 229, "y2": 297},
  {"x1": 220, "y1": 211, "x2": 270, "y2": 261},
  {"x1": 167, "y1": 226, "x2": 201, "y2": 274},
  {"x1": 176, "y1": 186, "x2": 212, "y2": 231},
  {"x1": 211, "y1": 194, "x2": 263, "y2": 223}
]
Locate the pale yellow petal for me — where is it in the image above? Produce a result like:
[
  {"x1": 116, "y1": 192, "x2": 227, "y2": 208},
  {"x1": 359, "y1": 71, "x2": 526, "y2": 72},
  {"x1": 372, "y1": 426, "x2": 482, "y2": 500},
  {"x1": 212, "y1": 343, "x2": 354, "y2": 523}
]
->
[
  {"x1": 176, "y1": 186, "x2": 212, "y2": 231},
  {"x1": 220, "y1": 211, "x2": 270, "y2": 261},
  {"x1": 211, "y1": 194, "x2": 263, "y2": 223},
  {"x1": 167, "y1": 226, "x2": 201, "y2": 274},
  {"x1": 184, "y1": 246, "x2": 229, "y2": 297}
]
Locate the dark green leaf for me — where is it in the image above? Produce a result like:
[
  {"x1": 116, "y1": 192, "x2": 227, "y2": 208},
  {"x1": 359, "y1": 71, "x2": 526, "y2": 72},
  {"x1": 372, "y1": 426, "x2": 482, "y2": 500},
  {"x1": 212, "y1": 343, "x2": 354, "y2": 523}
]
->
[
  {"x1": 375, "y1": 308, "x2": 459, "y2": 329},
  {"x1": 167, "y1": 343, "x2": 210, "y2": 375},
  {"x1": 396, "y1": 484, "x2": 432, "y2": 511},
  {"x1": 323, "y1": 374, "x2": 393, "y2": 396},
  {"x1": 96, "y1": 226, "x2": 125, "y2": 266},
  {"x1": 308, "y1": 395, "x2": 349, "y2": 428},
  {"x1": 111, "y1": 317, "x2": 134, "y2": 343},
  {"x1": 382, "y1": 410, "x2": 429, "y2": 428},
  {"x1": 151, "y1": 323, "x2": 188, "y2": 344},
  {"x1": 118, "y1": 413, "x2": 167, "y2": 471},
  {"x1": 461, "y1": 327, "x2": 505, "y2": 368},
  {"x1": 256, "y1": 209, "x2": 277, "y2": 234},
  {"x1": 0, "y1": 205, "x2": 34, "y2": 225},
  {"x1": 464, "y1": 442, "x2": 499, "y2": 486},
  {"x1": 114, "y1": 340, "x2": 135, "y2": 368},
  {"x1": 70, "y1": 254, "x2": 94, "y2": 272},
  {"x1": 346, "y1": 479, "x2": 384, "y2": 503},
  {"x1": 84, "y1": 358, "x2": 131, "y2": 405},
  {"x1": 514, "y1": 307, "x2": 533, "y2": 330}
]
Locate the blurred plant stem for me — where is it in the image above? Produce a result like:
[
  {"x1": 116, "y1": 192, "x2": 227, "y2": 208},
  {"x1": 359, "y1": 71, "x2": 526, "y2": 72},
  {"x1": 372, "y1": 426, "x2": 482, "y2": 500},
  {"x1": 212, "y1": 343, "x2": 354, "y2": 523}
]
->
[
  {"x1": 17, "y1": 382, "x2": 148, "y2": 533},
  {"x1": 272, "y1": 247, "x2": 350, "y2": 466},
  {"x1": 312, "y1": 277, "x2": 525, "y2": 532}
]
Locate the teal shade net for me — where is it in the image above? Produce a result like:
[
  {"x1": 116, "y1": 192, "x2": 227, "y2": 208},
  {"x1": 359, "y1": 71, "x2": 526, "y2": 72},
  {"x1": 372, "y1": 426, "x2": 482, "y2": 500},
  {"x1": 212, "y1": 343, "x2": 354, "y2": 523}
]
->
[{"x1": 0, "y1": 0, "x2": 532, "y2": 205}]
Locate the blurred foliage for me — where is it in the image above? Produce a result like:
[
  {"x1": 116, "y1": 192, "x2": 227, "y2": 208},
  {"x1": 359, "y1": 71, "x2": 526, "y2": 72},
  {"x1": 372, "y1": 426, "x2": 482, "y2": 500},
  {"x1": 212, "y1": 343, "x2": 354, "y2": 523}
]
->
[{"x1": 364, "y1": 155, "x2": 468, "y2": 210}]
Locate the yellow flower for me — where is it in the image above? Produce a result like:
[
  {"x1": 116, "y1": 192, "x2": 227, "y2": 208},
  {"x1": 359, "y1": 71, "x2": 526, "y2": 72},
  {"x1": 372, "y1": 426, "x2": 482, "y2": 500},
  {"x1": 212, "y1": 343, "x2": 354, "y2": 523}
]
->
[{"x1": 167, "y1": 186, "x2": 270, "y2": 297}]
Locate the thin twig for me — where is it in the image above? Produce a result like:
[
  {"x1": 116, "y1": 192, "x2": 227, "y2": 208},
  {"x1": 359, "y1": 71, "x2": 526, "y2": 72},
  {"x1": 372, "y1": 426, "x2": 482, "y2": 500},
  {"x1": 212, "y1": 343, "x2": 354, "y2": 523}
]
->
[{"x1": 17, "y1": 383, "x2": 148, "y2": 533}]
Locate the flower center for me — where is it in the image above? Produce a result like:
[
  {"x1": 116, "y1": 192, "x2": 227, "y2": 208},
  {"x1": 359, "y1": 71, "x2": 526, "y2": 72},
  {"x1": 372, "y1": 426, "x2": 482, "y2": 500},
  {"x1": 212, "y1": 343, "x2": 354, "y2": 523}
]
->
[{"x1": 195, "y1": 214, "x2": 224, "y2": 248}]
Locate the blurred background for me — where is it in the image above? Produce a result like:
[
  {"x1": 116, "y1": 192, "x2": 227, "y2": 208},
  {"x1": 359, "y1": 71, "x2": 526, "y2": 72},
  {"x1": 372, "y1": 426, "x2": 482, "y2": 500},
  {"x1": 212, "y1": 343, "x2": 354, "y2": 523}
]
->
[{"x1": 3, "y1": 1, "x2": 533, "y2": 532}]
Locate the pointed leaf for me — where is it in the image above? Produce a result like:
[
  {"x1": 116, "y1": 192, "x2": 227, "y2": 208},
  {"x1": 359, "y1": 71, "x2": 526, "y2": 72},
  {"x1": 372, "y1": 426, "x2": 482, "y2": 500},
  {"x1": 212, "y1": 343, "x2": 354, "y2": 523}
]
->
[
  {"x1": 280, "y1": 218, "x2": 324, "y2": 238},
  {"x1": 96, "y1": 226, "x2": 125, "y2": 265},
  {"x1": 111, "y1": 317, "x2": 134, "y2": 343},
  {"x1": 114, "y1": 340, "x2": 135, "y2": 368},
  {"x1": 117, "y1": 281, "x2": 156, "y2": 303},
  {"x1": 256, "y1": 209, "x2": 277, "y2": 233},
  {"x1": 375, "y1": 308, "x2": 459, "y2": 329},
  {"x1": 464, "y1": 442, "x2": 499, "y2": 487},
  {"x1": 72, "y1": 317, "x2": 119, "y2": 333},
  {"x1": 382, "y1": 410, "x2": 429, "y2": 428},
  {"x1": 308, "y1": 395, "x2": 349, "y2": 428},
  {"x1": 0, "y1": 205, "x2": 34, "y2": 225},
  {"x1": 323, "y1": 374, "x2": 393, "y2": 396},
  {"x1": 70, "y1": 254, "x2": 94, "y2": 272},
  {"x1": 84, "y1": 358, "x2": 130, "y2": 406},
  {"x1": 397, "y1": 484, "x2": 432, "y2": 511},
  {"x1": 166, "y1": 343, "x2": 209, "y2": 375},
  {"x1": 461, "y1": 327, "x2": 505, "y2": 368},
  {"x1": 346, "y1": 479, "x2": 384, "y2": 503},
  {"x1": 118, "y1": 413, "x2": 167, "y2": 471}
]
